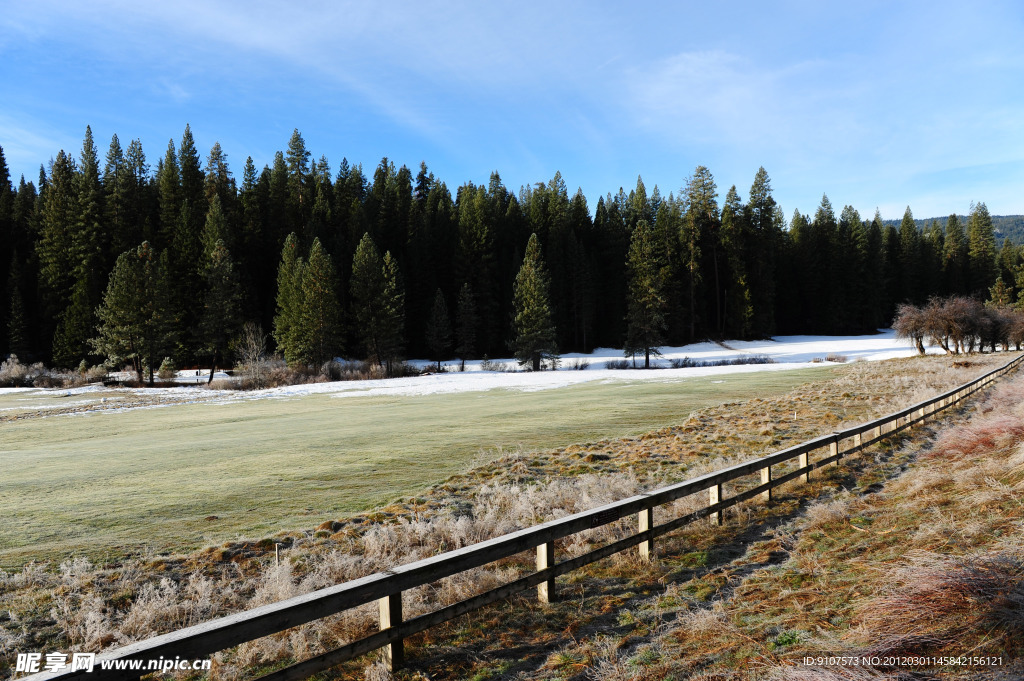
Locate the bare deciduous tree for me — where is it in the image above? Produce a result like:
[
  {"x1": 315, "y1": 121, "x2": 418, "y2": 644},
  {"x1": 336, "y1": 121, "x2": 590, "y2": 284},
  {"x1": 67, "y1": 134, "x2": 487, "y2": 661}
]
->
[
  {"x1": 235, "y1": 322, "x2": 268, "y2": 389},
  {"x1": 894, "y1": 303, "x2": 927, "y2": 355}
]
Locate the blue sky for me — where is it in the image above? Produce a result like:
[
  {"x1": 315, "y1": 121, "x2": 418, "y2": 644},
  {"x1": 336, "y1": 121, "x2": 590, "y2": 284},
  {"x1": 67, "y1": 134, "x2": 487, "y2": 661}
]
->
[{"x1": 3, "y1": 1, "x2": 1024, "y2": 221}]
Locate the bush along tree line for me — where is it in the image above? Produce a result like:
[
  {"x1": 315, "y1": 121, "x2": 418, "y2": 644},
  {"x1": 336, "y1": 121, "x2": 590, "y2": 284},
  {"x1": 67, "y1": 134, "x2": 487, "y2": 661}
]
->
[
  {"x1": 0, "y1": 126, "x2": 1018, "y2": 378},
  {"x1": 893, "y1": 295, "x2": 1024, "y2": 355}
]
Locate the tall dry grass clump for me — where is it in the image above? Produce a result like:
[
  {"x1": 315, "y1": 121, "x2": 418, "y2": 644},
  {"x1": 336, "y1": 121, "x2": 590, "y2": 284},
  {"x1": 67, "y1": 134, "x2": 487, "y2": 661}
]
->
[{"x1": 855, "y1": 549, "x2": 1024, "y2": 658}]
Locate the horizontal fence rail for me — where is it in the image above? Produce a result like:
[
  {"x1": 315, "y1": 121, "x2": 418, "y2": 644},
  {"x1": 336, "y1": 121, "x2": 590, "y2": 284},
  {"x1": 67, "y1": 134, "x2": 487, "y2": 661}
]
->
[{"x1": 25, "y1": 353, "x2": 1024, "y2": 681}]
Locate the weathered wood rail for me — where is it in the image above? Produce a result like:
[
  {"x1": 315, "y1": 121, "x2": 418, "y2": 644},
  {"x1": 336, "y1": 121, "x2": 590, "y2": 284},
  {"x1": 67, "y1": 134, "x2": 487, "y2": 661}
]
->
[{"x1": 27, "y1": 353, "x2": 1024, "y2": 681}]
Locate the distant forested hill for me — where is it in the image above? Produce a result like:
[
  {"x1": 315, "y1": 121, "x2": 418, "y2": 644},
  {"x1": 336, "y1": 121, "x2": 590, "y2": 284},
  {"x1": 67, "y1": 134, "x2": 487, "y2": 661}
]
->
[{"x1": 883, "y1": 215, "x2": 1024, "y2": 245}]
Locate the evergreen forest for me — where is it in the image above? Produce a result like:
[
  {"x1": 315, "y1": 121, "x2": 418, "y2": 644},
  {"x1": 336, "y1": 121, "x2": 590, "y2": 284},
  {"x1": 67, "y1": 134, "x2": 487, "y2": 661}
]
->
[{"x1": 0, "y1": 126, "x2": 1019, "y2": 375}]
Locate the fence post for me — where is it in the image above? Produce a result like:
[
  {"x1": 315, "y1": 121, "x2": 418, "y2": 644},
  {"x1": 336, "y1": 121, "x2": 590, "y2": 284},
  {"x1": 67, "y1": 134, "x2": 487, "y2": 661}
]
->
[
  {"x1": 638, "y1": 507, "x2": 654, "y2": 561},
  {"x1": 379, "y1": 592, "x2": 404, "y2": 671},
  {"x1": 853, "y1": 431, "x2": 863, "y2": 453},
  {"x1": 799, "y1": 448, "x2": 810, "y2": 483},
  {"x1": 760, "y1": 465, "x2": 772, "y2": 500},
  {"x1": 830, "y1": 435, "x2": 839, "y2": 465},
  {"x1": 709, "y1": 484, "x2": 723, "y2": 526},
  {"x1": 537, "y1": 541, "x2": 555, "y2": 603}
]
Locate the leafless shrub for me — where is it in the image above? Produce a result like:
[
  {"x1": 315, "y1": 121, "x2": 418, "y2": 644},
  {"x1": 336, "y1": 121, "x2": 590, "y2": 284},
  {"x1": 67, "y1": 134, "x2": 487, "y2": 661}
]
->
[
  {"x1": 31, "y1": 373, "x2": 64, "y2": 388},
  {"x1": 235, "y1": 322, "x2": 269, "y2": 389},
  {"x1": 825, "y1": 353, "x2": 847, "y2": 363},
  {"x1": 340, "y1": 361, "x2": 387, "y2": 381},
  {"x1": 1008, "y1": 312, "x2": 1024, "y2": 351},
  {"x1": 568, "y1": 358, "x2": 591, "y2": 370},
  {"x1": 0, "y1": 354, "x2": 47, "y2": 387},
  {"x1": 671, "y1": 355, "x2": 775, "y2": 368},
  {"x1": 208, "y1": 378, "x2": 241, "y2": 390},
  {"x1": 605, "y1": 358, "x2": 631, "y2": 370},
  {"x1": 387, "y1": 361, "x2": 420, "y2": 377},
  {"x1": 928, "y1": 296, "x2": 990, "y2": 354},
  {"x1": 892, "y1": 303, "x2": 927, "y2": 354},
  {"x1": 480, "y1": 357, "x2": 515, "y2": 372},
  {"x1": 262, "y1": 357, "x2": 315, "y2": 388}
]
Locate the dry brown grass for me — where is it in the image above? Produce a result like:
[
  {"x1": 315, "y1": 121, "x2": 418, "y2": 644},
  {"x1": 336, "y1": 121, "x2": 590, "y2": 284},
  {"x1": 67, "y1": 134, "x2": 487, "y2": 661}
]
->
[
  {"x1": 618, "y1": 362, "x2": 1024, "y2": 681},
  {"x1": 0, "y1": 353, "x2": 1017, "y2": 680}
]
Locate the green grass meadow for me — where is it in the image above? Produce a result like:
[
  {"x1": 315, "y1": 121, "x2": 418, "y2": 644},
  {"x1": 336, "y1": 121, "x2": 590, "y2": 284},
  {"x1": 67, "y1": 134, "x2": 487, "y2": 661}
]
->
[{"x1": 0, "y1": 368, "x2": 838, "y2": 567}]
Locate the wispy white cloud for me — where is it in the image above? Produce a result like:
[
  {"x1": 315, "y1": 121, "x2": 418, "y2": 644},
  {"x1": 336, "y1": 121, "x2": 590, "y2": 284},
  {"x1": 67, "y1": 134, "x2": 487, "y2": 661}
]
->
[
  {"x1": 0, "y1": 116, "x2": 78, "y2": 179},
  {"x1": 154, "y1": 79, "x2": 191, "y2": 104}
]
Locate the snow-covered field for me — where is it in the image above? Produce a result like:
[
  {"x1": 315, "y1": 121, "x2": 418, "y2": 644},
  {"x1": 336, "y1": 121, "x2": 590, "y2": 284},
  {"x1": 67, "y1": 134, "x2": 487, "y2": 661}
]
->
[
  {"x1": 296, "y1": 328, "x2": 931, "y2": 399},
  {"x1": 0, "y1": 330, "x2": 930, "y2": 410}
]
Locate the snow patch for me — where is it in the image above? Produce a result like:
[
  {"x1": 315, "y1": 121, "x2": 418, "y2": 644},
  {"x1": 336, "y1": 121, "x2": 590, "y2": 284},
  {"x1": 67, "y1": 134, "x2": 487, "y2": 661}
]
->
[{"x1": 6, "y1": 330, "x2": 936, "y2": 409}]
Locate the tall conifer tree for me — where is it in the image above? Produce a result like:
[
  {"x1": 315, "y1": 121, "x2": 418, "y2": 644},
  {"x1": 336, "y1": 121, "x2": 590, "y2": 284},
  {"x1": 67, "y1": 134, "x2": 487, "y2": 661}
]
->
[
  {"x1": 92, "y1": 242, "x2": 176, "y2": 384},
  {"x1": 455, "y1": 282, "x2": 477, "y2": 371},
  {"x1": 968, "y1": 202, "x2": 997, "y2": 295},
  {"x1": 273, "y1": 233, "x2": 304, "y2": 363},
  {"x1": 296, "y1": 238, "x2": 341, "y2": 368},
  {"x1": 682, "y1": 166, "x2": 717, "y2": 339},
  {"x1": 624, "y1": 219, "x2": 666, "y2": 368},
  {"x1": 744, "y1": 167, "x2": 778, "y2": 337},
  {"x1": 425, "y1": 288, "x2": 452, "y2": 371},
  {"x1": 512, "y1": 233, "x2": 557, "y2": 370},
  {"x1": 350, "y1": 232, "x2": 387, "y2": 366}
]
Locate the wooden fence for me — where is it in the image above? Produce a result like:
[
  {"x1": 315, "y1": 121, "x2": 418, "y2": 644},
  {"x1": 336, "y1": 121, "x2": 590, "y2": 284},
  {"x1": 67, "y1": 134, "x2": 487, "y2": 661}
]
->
[{"x1": 27, "y1": 353, "x2": 1024, "y2": 681}]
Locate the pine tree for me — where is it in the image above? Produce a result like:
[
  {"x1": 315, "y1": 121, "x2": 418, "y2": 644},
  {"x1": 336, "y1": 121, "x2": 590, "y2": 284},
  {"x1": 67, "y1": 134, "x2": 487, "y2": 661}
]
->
[
  {"x1": 104, "y1": 133, "x2": 132, "y2": 256},
  {"x1": 744, "y1": 167, "x2": 778, "y2": 337},
  {"x1": 968, "y1": 202, "x2": 997, "y2": 295},
  {"x1": 624, "y1": 219, "x2": 666, "y2": 368},
  {"x1": 6, "y1": 268, "x2": 28, "y2": 358},
  {"x1": 201, "y1": 195, "x2": 228, "y2": 258},
  {"x1": 455, "y1": 282, "x2": 477, "y2": 371},
  {"x1": 92, "y1": 242, "x2": 176, "y2": 384},
  {"x1": 204, "y1": 141, "x2": 234, "y2": 210},
  {"x1": 378, "y1": 251, "x2": 405, "y2": 375},
  {"x1": 943, "y1": 214, "x2": 968, "y2": 294},
  {"x1": 52, "y1": 277, "x2": 95, "y2": 367},
  {"x1": 37, "y1": 150, "x2": 79, "y2": 311},
  {"x1": 286, "y1": 130, "x2": 311, "y2": 204},
  {"x1": 425, "y1": 288, "x2": 452, "y2": 371},
  {"x1": 177, "y1": 124, "x2": 206, "y2": 266},
  {"x1": 179, "y1": 124, "x2": 205, "y2": 216},
  {"x1": 512, "y1": 233, "x2": 557, "y2": 370},
  {"x1": 720, "y1": 186, "x2": 752, "y2": 338},
  {"x1": 0, "y1": 147, "x2": 11, "y2": 349},
  {"x1": 813, "y1": 195, "x2": 841, "y2": 331},
  {"x1": 124, "y1": 138, "x2": 150, "y2": 245},
  {"x1": 157, "y1": 139, "x2": 181, "y2": 243},
  {"x1": 295, "y1": 238, "x2": 342, "y2": 368},
  {"x1": 350, "y1": 232, "x2": 386, "y2": 365},
  {"x1": 988, "y1": 276, "x2": 1012, "y2": 308},
  {"x1": 898, "y1": 206, "x2": 921, "y2": 303},
  {"x1": 682, "y1": 166, "x2": 717, "y2": 340},
  {"x1": 197, "y1": 235, "x2": 242, "y2": 382},
  {"x1": 841, "y1": 205, "x2": 874, "y2": 331},
  {"x1": 272, "y1": 233, "x2": 304, "y2": 364}
]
